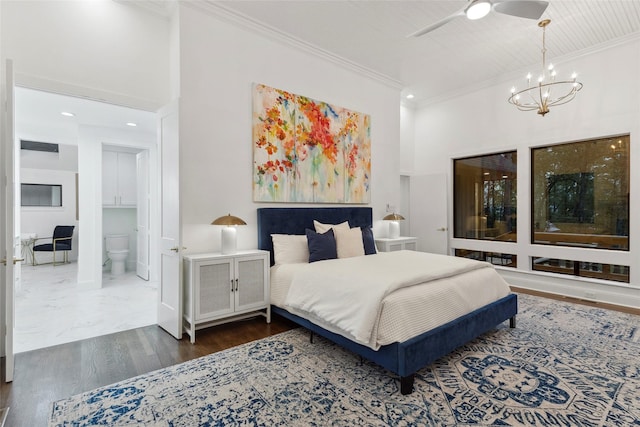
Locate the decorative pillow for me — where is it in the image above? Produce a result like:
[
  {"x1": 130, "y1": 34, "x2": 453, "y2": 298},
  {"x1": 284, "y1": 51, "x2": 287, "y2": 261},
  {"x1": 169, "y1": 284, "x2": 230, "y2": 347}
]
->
[
  {"x1": 271, "y1": 234, "x2": 309, "y2": 265},
  {"x1": 361, "y1": 226, "x2": 377, "y2": 255},
  {"x1": 334, "y1": 226, "x2": 365, "y2": 259},
  {"x1": 306, "y1": 228, "x2": 337, "y2": 263},
  {"x1": 313, "y1": 220, "x2": 350, "y2": 234}
]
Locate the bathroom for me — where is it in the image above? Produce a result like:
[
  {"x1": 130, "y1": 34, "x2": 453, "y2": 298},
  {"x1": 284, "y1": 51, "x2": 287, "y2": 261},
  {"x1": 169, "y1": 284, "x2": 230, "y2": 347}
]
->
[
  {"x1": 102, "y1": 145, "x2": 150, "y2": 280},
  {"x1": 14, "y1": 87, "x2": 159, "y2": 353}
]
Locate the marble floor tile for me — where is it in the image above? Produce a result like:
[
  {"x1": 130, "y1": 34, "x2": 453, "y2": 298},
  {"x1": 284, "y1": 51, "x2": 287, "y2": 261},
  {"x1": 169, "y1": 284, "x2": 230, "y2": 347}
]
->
[{"x1": 14, "y1": 263, "x2": 157, "y2": 353}]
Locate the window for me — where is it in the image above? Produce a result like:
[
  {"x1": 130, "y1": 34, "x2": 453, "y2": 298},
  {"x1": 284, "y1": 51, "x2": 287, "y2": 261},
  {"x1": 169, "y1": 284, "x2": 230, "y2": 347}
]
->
[
  {"x1": 454, "y1": 151, "x2": 517, "y2": 241},
  {"x1": 21, "y1": 184, "x2": 62, "y2": 207},
  {"x1": 532, "y1": 257, "x2": 629, "y2": 283},
  {"x1": 531, "y1": 135, "x2": 629, "y2": 250},
  {"x1": 455, "y1": 249, "x2": 517, "y2": 268}
]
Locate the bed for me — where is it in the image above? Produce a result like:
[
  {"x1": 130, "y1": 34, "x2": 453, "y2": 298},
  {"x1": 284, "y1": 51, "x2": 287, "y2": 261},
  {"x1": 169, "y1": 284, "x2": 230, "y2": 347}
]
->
[{"x1": 257, "y1": 207, "x2": 517, "y2": 395}]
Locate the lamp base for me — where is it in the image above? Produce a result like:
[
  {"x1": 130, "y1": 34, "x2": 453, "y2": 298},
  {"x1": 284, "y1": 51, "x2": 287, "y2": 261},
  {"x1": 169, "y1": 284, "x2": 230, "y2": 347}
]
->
[
  {"x1": 388, "y1": 221, "x2": 400, "y2": 239},
  {"x1": 221, "y1": 227, "x2": 237, "y2": 255}
]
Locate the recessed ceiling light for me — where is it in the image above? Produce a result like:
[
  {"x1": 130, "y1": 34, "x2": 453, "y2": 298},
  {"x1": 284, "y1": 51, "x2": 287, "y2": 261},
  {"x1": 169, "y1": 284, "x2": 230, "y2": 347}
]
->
[
  {"x1": 61, "y1": 111, "x2": 75, "y2": 117},
  {"x1": 406, "y1": 94, "x2": 415, "y2": 99},
  {"x1": 126, "y1": 122, "x2": 137, "y2": 127}
]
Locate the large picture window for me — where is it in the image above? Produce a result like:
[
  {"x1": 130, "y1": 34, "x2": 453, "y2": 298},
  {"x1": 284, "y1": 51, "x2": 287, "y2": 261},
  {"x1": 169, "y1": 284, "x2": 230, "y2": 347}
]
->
[
  {"x1": 454, "y1": 151, "x2": 517, "y2": 242},
  {"x1": 531, "y1": 135, "x2": 629, "y2": 251}
]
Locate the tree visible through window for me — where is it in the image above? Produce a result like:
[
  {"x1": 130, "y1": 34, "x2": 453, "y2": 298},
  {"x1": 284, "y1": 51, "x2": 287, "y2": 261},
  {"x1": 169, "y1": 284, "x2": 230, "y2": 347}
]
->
[
  {"x1": 547, "y1": 172, "x2": 594, "y2": 224},
  {"x1": 532, "y1": 135, "x2": 629, "y2": 250}
]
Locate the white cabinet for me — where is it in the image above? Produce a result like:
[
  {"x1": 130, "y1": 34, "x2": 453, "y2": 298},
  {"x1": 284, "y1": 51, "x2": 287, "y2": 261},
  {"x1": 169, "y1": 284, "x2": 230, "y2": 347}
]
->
[
  {"x1": 375, "y1": 236, "x2": 418, "y2": 252},
  {"x1": 183, "y1": 250, "x2": 271, "y2": 343},
  {"x1": 103, "y1": 151, "x2": 137, "y2": 207}
]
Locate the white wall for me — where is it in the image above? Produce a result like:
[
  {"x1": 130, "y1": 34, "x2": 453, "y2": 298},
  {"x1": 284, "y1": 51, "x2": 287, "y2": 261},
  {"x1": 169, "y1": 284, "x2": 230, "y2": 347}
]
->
[
  {"x1": 177, "y1": 4, "x2": 402, "y2": 254},
  {"x1": 399, "y1": 105, "x2": 415, "y2": 175},
  {"x1": 21, "y1": 144, "x2": 78, "y2": 171},
  {"x1": 0, "y1": 0, "x2": 170, "y2": 110},
  {"x1": 409, "y1": 37, "x2": 640, "y2": 307},
  {"x1": 21, "y1": 168, "x2": 78, "y2": 263}
]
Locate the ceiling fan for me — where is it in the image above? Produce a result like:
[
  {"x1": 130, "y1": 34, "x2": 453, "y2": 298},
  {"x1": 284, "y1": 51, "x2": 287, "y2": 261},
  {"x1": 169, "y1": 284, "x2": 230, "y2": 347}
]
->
[{"x1": 408, "y1": 0, "x2": 549, "y2": 37}]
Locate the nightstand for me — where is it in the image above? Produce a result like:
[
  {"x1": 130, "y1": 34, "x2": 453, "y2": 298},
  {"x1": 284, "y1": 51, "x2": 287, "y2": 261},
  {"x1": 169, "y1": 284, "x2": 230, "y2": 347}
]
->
[
  {"x1": 375, "y1": 237, "x2": 418, "y2": 252},
  {"x1": 183, "y1": 250, "x2": 271, "y2": 343}
]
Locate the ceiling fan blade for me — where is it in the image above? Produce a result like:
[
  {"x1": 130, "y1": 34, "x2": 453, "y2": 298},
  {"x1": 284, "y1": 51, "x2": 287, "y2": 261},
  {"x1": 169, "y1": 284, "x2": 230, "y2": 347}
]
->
[
  {"x1": 493, "y1": 0, "x2": 549, "y2": 20},
  {"x1": 407, "y1": 8, "x2": 466, "y2": 37}
]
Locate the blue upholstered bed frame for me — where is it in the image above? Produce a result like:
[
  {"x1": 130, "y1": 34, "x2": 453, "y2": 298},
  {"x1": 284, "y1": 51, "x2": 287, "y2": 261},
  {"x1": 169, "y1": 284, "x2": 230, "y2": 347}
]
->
[{"x1": 257, "y1": 207, "x2": 518, "y2": 395}]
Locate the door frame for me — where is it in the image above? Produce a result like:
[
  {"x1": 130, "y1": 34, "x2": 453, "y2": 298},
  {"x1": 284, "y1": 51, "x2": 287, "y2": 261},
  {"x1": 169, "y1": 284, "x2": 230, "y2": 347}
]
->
[
  {"x1": 99, "y1": 143, "x2": 156, "y2": 285},
  {"x1": 7, "y1": 76, "x2": 167, "y2": 370},
  {"x1": 2, "y1": 58, "x2": 17, "y2": 382}
]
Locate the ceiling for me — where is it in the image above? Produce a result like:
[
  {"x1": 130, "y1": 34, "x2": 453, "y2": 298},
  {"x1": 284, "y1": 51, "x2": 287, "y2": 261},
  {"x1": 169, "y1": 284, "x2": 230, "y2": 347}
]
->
[
  {"x1": 211, "y1": 0, "x2": 640, "y2": 106},
  {"x1": 14, "y1": 0, "x2": 640, "y2": 140},
  {"x1": 15, "y1": 87, "x2": 157, "y2": 147}
]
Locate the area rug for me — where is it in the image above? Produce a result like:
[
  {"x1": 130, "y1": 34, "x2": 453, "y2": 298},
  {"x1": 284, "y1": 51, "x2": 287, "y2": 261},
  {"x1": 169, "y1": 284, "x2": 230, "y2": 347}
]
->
[{"x1": 49, "y1": 293, "x2": 640, "y2": 426}]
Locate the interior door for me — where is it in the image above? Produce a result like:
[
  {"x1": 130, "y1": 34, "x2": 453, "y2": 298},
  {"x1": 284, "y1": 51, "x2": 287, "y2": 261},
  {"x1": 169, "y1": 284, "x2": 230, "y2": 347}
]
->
[
  {"x1": 2, "y1": 59, "x2": 17, "y2": 382},
  {"x1": 157, "y1": 101, "x2": 182, "y2": 339},
  {"x1": 136, "y1": 150, "x2": 150, "y2": 280},
  {"x1": 410, "y1": 173, "x2": 449, "y2": 255}
]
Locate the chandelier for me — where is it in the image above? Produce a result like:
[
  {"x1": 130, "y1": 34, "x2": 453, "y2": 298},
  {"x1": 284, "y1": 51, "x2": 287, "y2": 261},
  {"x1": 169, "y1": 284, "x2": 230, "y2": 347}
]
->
[{"x1": 508, "y1": 19, "x2": 583, "y2": 116}]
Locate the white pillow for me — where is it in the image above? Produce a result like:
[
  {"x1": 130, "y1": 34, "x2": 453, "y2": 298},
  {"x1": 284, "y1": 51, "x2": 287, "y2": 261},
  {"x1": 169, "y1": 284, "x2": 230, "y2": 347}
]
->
[
  {"x1": 334, "y1": 226, "x2": 365, "y2": 259},
  {"x1": 313, "y1": 220, "x2": 350, "y2": 234},
  {"x1": 271, "y1": 234, "x2": 309, "y2": 264}
]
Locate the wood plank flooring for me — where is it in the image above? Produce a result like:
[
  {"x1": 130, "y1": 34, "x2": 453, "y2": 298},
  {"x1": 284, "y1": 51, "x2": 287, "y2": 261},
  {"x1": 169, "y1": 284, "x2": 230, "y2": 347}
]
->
[
  {"x1": 0, "y1": 315, "x2": 297, "y2": 427},
  {"x1": 1, "y1": 288, "x2": 638, "y2": 426}
]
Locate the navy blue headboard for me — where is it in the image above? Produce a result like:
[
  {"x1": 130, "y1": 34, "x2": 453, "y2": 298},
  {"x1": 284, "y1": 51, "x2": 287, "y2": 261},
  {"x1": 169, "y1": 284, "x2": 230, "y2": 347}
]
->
[{"x1": 257, "y1": 207, "x2": 373, "y2": 265}]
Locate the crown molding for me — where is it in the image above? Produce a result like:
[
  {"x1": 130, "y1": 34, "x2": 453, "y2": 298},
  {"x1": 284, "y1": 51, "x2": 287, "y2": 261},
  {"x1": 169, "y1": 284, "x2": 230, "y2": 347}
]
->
[{"x1": 183, "y1": 1, "x2": 403, "y2": 91}]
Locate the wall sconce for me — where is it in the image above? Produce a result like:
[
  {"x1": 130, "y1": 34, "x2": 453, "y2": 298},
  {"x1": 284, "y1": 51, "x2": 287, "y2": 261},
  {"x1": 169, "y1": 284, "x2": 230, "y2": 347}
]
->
[
  {"x1": 211, "y1": 214, "x2": 247, "y2": 254},
  {"x1": 383, "y1": 213, "x2": 405, "y2": 239}
]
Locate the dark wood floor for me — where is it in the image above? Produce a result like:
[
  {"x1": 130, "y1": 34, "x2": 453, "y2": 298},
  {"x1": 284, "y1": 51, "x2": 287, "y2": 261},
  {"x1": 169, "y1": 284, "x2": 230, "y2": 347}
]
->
[
  {"x1": 511, "y1": 286, "x2": 640, "y2": 315},
  {"x1": 0, "y1": 314, "x2": 297, "y2": 427},
  {"x1": 1, "y1": 289, "x2": 638, "y2": 426}
]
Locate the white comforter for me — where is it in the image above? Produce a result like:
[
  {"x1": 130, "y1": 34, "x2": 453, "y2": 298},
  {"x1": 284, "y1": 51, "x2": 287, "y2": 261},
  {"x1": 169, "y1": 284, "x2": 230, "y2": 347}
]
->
[{"x1": 284, "y1": 250, "x2": 499, "y2": 350}]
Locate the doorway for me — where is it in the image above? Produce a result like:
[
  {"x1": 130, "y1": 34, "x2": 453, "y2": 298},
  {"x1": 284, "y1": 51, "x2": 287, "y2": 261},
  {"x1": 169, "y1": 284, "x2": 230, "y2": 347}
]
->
[{"x1": 14, "y1": 87, "x2": 159, "y2": 352}]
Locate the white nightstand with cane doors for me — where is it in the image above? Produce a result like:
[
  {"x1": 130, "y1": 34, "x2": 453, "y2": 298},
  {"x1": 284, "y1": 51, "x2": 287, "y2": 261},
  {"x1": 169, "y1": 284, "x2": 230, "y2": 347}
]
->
[
  {"x1": 183, "y1": 250, "x2": 271, "y2": 343},
  {"x1": 374, "y1": 237, "x2": 418, "y2": 252}
]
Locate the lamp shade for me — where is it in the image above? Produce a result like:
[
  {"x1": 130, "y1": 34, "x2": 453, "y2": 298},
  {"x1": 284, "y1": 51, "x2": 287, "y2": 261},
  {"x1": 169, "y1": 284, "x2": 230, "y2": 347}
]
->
[
  {"x1": 383, "y1": 213, "x2": 405, "y2": 221},
  {"x1": 211, "y1": 214, "x2": 246, "y2": 254},
  {"x1": 211, "y1": 214, "x2": 247, "y2": 226}
]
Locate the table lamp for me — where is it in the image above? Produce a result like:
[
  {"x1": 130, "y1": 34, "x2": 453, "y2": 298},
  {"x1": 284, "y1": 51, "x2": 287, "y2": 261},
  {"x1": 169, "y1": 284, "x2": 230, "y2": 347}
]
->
[
  {"x1": 211, "y1": 214, "x2": 247, "y2": 254},
  {"x1": 383, "y1": 213, "x2": 405, "y2": 239}
]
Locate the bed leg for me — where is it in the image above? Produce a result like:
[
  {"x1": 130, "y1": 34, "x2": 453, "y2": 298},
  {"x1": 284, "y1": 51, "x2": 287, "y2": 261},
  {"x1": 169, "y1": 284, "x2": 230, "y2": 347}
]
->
[
  {"x1": 400, "y1": 374, "x2": 415, "y2": 395},
  {"x1": 510, "y1": 315, "x2": 516, "y2": 328},
  {"x1": 310, "y1": 331, "x2": 314, "y2": 343}
]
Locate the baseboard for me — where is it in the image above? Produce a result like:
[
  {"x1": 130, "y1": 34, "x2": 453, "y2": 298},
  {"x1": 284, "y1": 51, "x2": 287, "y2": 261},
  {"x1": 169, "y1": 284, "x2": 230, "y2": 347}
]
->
[
  {"x1": 0, "y1": 407, "x2": 9, "y2": 427},
  {"x1": 498, "y1": 268, "x2": 640, "y2": 309}
]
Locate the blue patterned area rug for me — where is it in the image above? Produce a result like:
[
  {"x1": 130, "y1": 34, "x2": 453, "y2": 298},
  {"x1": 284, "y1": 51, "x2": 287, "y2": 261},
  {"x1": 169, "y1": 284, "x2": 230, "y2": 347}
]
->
[{"x1": 49, "y1": 294, "x2": 640, "y2": 426}]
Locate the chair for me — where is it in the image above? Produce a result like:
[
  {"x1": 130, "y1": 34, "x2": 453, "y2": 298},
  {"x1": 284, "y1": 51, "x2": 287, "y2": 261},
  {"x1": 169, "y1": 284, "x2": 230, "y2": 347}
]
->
[{"x1": 33, "y1": 225, "x2": 75, "y2": 266}]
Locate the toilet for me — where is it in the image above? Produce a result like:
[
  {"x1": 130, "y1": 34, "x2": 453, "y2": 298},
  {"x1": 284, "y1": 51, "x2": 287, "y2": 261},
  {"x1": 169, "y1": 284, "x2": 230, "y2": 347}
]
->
[{"x1": 105, "y1": 234, "x2": 129, "y2": 275}]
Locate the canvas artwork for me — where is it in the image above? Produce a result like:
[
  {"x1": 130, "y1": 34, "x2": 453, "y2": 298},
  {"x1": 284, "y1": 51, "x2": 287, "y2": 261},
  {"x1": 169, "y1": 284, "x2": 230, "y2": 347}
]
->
[{"x1": 253, "y1": 83, "x2": 371, "y2": 203}]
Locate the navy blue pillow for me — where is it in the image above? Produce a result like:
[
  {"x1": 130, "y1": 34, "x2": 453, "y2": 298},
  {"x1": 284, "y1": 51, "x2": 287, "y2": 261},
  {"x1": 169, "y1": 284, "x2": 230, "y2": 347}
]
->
[
  {"x1": 361, "y1": 227, "x2": 377, "y2": 255},
  {"x1": 306, "y1": 228, "x2": 337, "y2": 263}
]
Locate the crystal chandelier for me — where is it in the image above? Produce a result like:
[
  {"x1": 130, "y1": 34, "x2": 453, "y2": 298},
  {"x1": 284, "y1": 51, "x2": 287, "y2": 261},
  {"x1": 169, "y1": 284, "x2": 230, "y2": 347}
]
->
[{"x1": 508, "y1": 19, "x2": 583, "y2": 116}]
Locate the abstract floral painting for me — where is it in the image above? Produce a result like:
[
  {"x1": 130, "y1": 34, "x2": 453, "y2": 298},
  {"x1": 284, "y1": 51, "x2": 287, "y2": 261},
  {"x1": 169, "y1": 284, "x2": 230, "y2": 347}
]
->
[{"x1": 253, "y1": 83, "x2": 371, "y2": 203}]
